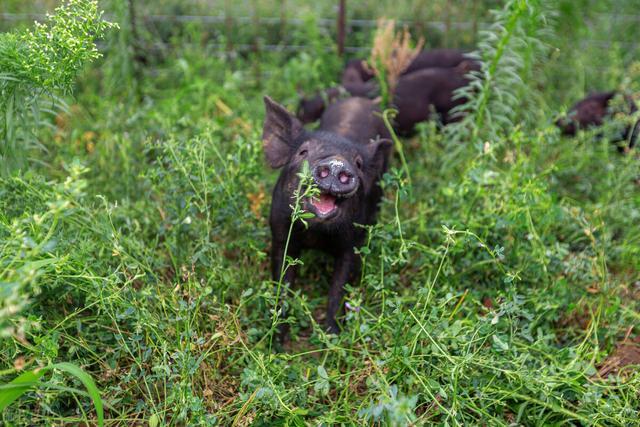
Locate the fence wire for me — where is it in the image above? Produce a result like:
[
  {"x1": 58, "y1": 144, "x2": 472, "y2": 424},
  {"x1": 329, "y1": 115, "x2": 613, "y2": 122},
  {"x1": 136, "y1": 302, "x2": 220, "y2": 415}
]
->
[{"x1": 1, "y1": 11, "x2": 638, "y2": 53}]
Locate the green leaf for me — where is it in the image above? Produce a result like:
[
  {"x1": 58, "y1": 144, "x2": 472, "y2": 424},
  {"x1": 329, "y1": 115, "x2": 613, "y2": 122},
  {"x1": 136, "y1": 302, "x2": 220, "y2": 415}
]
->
[
  {"x1": 300, "y1": 160, "x2": 310, "y2": 176},
  {"x1": 313, "y1": 379, "x2": 329, "y2": 397},
  {"x1": 317, "y1": 365, "x2": 328, "y2": 380},
  {"x1": 0, "y1": 369, "x2": 45, "y2": 411},
  {"x1": 492, "y1": 334, "x2": 509, "y2": 351},
  {"x1": 0, "y1": 363, "x2": 103, "y2": 426},
  {"x1": 149, "y1": 413, "x2": 160, "y2": 427},
  {"x1": 50, "y1": 363, "x2": 103, "y2": 426}
]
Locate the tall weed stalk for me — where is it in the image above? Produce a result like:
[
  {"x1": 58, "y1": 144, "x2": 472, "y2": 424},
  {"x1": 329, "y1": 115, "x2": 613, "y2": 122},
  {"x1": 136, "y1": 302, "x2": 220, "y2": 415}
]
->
[{"x1": 448, "y1": 0, "x2": 550, "y2": 147}]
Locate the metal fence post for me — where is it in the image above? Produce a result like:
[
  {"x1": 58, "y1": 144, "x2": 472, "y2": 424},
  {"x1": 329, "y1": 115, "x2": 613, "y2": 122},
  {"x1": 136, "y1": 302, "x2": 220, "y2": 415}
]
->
[
  {"x1": 337, "y1": 0, "x2": 346, "y2": 56},
  {"x1": 414, "y1": 2, "x2": 425, "y2": 40},
  {"x1": 443, "y1": 0, "x2": 451, "y2": 47},
  {"x1": 252, "y1": 0, "x2": 261, "y2": 84},
  {"x1": 127, "y1": 0, "x2": 143, "y2": 100},
  {"x1": 472, "y1": 0, "x2": 479, "y2": 45},
  {"x1": 225, "y1": 0, "x2": 233, "y2": 52},
  {"x1": 280, "y1": 0, "x2": 287, "y2": 42}
]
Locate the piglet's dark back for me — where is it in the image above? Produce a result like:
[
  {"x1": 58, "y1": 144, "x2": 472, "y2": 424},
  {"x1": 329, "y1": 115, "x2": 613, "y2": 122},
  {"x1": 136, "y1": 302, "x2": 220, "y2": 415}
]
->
[{"x1": 320, "y1": 97, "x2": 391, "y2": 146}]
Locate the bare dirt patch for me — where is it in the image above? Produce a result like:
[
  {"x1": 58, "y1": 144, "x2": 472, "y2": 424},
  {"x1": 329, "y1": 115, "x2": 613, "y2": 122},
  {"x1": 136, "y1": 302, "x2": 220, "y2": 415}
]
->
[{"x1": 597, "y1": 332, "x2": 640, "y2": 379}]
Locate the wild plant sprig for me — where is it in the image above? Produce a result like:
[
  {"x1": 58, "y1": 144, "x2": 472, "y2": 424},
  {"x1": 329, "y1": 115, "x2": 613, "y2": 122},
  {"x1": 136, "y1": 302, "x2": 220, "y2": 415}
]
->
[
  {"x1": 278, "y1": 161, "x2": 320, "y2": 284},
  {"x1": 382, "y1": 109, "x2": 411, "y2": 187},
  {"x1": 269, "y1": 161, "x2": 318, "y2": 350}
]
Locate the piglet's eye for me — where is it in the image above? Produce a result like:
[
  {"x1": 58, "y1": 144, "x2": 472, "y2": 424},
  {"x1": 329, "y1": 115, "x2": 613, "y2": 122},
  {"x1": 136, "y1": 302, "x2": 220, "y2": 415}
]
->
[
  {"x1": 298, "y1": 149, "x2": 308, "y2": 157},
  {"x1": 355, "y1": 158, "x2": 363, "y2": 169}
]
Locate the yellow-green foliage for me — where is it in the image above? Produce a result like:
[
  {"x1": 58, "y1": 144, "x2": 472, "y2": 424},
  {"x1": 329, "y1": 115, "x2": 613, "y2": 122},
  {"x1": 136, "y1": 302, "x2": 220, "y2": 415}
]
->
[{"x1": 0, "y1": 0, "x2": 116, "y2": 92}]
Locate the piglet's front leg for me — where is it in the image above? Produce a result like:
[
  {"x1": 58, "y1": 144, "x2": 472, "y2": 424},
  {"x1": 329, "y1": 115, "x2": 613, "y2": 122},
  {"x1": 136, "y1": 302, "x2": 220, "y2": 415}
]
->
[{"x1": 326, "y1": 249, "x2": 361, "y2": 334}]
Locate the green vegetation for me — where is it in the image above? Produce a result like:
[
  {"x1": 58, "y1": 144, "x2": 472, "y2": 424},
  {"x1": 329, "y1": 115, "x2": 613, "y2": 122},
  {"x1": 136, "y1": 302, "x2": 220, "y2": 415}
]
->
[
  {"x1": 0, "y1": 0, "x2": 116, "y2": 175},
  {"x1": 1, "y1": 0, "x2": 639, "y2": 425}
]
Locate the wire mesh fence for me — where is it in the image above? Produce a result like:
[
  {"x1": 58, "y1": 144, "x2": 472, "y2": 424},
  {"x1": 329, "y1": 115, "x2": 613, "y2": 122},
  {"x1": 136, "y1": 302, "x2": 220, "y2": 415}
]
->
[
  {"x1": 2, "y1": 8, "x2": 638, "y2": 55},
  {"x1": 1, "y1": 0, "x2": 639, "y2": 74}
]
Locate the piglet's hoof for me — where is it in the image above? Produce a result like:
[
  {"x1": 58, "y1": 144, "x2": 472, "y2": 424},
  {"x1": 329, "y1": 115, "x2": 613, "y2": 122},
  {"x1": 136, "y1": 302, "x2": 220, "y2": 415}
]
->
[
  {"x1": 326, "y1": 321, "x2": 341, "y2": 335},
  {"x1": 277, "y1": 323, "x2": 290, "y2": 346}
]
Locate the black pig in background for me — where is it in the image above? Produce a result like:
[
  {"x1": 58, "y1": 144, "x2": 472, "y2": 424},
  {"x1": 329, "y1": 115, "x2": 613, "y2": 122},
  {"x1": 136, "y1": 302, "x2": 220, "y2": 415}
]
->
[
  {"x1": 298, "y1": 48, "x2": 480, "y2": 126},
  {"x1": 341, "y1": 58, "x2": 376, "y2": 85},
  {"x1": 403, "y1": 48, "x2": 479, "y2": 75},
  {"x1": 391, "y1": 61, "x2": 476, "y2": 134},
  {"x1": 340, "y1": 48, "x2": 478, "y2": 86},
  {"x1": 296, "y1": 81, "x2": 377, "y2": 124},
  {"x1": 262, "y1": 96, "x2": 391, "y2": 341},
  {"x1": 556, "y1": 91, "x2": 639, "y2": 150}
]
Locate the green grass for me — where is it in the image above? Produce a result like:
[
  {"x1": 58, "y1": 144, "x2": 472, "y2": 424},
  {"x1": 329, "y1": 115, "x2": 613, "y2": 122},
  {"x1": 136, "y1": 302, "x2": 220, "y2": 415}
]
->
[{"x1": 1, "y1": 0, "x2": 640, "y2": 425}]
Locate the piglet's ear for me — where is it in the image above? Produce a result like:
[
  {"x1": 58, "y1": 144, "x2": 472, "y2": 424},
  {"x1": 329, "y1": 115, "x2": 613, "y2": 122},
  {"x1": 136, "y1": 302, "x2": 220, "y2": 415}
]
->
[
  {"x1": 262, "y1": 96, "x2": 304, "y2": 169},
  {"x1": 366, "y1": 137, "x2": 393, "y2": 174},
  {"x1": 456, "y1": 59, "x2": 481, "y2": 75}
]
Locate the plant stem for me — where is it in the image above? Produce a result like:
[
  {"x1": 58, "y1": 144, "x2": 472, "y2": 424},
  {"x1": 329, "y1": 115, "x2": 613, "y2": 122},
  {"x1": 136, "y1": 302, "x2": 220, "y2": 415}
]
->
[{"x1": 382, "y1": 109, "x2": 412, "y2": 186}]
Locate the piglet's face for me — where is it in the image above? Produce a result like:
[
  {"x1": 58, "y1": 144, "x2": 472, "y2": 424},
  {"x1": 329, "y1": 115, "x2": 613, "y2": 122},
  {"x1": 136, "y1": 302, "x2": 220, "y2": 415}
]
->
[
  {"x1": 297, "y1": 135, "x2": 364, "y2": 222},
  {"x1": 262, "y1": 96, "x2": 391, "y2": 226}
]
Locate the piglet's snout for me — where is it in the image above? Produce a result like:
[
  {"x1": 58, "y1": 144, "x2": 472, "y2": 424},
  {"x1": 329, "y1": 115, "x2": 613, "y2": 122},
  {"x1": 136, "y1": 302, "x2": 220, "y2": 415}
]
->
[{"x1": 313, "y1": 157, "x2": 358, "y2": 196}]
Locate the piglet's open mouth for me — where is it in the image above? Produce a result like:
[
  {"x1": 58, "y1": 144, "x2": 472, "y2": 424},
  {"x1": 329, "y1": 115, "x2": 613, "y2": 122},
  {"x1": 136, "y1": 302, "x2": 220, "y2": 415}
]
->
[{"x1": 309, "y1": 193, "x2": 337, "y2": 216}]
